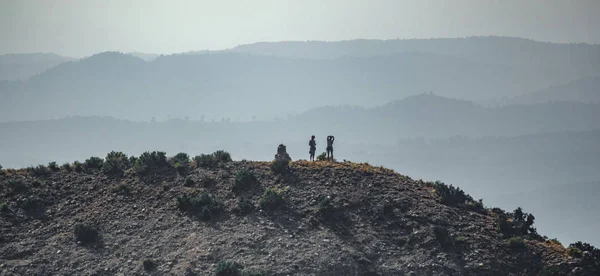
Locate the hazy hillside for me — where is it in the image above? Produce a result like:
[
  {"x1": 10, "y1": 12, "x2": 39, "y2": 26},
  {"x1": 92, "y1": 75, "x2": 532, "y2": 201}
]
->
[
  {"x1": 507, "y1": 76, "x2": 600, "y2": 105},
  {"x1": 1, "y1": 156, "x2": 597, "y2": 275},
  {"x1": 0, "y1": 53, "x2": 76, "y2": 81},
  {"x1": 0, "y1": 44, "x2": 595, "y2": 122},
  {"x1": 231, "y1": 37, "x2": 600, "y2": 75}
]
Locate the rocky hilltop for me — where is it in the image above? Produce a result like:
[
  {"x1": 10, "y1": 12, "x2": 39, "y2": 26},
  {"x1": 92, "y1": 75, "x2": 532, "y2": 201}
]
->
[{"x1": 0, "y1": 149, "x2": 598, "y2": 276}]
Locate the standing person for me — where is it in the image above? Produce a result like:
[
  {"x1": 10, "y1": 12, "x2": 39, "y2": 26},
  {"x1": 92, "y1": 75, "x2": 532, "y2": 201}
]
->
[
  {"x1": 309, "y1": 135, "x2": 317, "y2": 161},
  {"x1": 326, "y1": 135, "x2": 335, "y2": 161}
]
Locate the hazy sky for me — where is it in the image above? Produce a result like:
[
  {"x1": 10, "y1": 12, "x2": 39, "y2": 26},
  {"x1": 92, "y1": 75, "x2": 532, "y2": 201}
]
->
[{"x1": 1, "y1": 0, "x2": 600, "y2": 57}]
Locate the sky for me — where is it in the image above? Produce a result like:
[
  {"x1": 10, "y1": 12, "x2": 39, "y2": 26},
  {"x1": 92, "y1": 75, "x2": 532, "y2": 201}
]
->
[{"x1": 1, "y1": 0, "x2": 600, "y2": 57}]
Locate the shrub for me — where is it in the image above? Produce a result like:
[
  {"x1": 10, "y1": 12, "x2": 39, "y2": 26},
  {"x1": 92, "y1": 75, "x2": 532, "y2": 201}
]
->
[
  {"x1": 84, "y1": 157, "x2": 104, "y2": 170},
  {"x1": 74, "y1": 223, "x2": 100, "y2": 244},
  {"x1": 506, "y1": 237, "x2": 526, "y2": 249},
  {"x1": 177, "y1": 193, "x2": 223, "y2": 221},
  {"x1": 7, "y1": 180, "x2": 29, "y2": 195},
  {"x1": 433, "y1": 226, "x2": 450, "y2": 246},
  {"x1": 271, "y1": 158, "x2": 290, "y2": 174},
  {"x1": 317, "y1": 196, "x2": 335, "y2": 218},
  {"x1": 20, "y1": 196, "x2": 44, "y2": 212},
  {"x1": 237, "y1": 198, "x2": 254, "y2": 215},
  {"x1": 455, "y1": 236, "x2": 468, "y2": 244},
  {"x1": 496, "y1": 207, "x2": 539, "y2": 239},
  {"x1": 134, "y1": 151, "x2": 169, "y2": 174},
  {"x1": 213, "y1": 150, "x2": 232, "y2": 163},
  {"x1": 171, "y1": 152, "x2": 190, "y2": 173},
  {"x1": 128, "y1": 155, "x2": 138, "y2": 166},
  {"x1": 102, "y1": 151, "x2": 130, "y2": 176},
  {"x1": 568, "y1": 242, "x2": 600, "y2": 273},
  {"x1": 32, "y1": 165, "x2": 50, "y2": 176},
  {"x1": 259, "y1": 188, "x2": 284, "y2": 210},
  {"x1": 0, "y1": 202, "x2": 8, "y2": 212},
  {"x1": 61, "y1": 162, "x2": 72, "y2": 172},
  {"x1": 193, "y1": 154, "x2": 216, "y2": 168},
  {"x1": 232, "y1": 169, "x2": 258, "y2": 193},
  {"x1": 143, "y1": 259, "x2": 157, "y2": 271},
  {"x1": 548, "y1": 238, "x2": 562, "y2": 246},
  {"x1": 184, "y1": 177, "x2": 195, "y2": 187},
  {"x1": 48, "y1": 162, "x2": 59, "y2": 172},
  {"x1": 215, "y1": 261, "x2": 244, "y2": 276},
  {"x1": 568, "y1": 246, "x2": 584, "y2": 258},
  {"x1": 111, "y1": 184, "x2": 131, "y2": 196},
  {"x1": 316, "y1": 152, "x2": 327, "y2": 161},
  {"x1": 73, "y1": 161, "x2": 84, "y2": 172},
  {"x1": 0, "y1": 164, "x2": 3, "y2": 175},
  {"x1": 431, "y1": 181, "x2": 473, "y2": 206}
]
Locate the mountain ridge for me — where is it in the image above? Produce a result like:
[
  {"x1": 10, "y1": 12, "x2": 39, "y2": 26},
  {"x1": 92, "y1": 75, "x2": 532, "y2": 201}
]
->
[{"x1": 1, "y1": 152, "x2": 598, "y2": 275}]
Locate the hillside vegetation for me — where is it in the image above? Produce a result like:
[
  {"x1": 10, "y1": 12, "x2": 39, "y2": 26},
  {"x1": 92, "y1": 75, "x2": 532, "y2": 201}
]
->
[{"x1": 1, "y1": 149, "x2": 599, "y2": 275}]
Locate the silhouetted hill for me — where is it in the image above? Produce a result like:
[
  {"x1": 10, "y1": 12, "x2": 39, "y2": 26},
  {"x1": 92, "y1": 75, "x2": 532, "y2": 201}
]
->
[
  {"x1": 1, "y1": 154, "x2": 598, "y2": 275},
  {"x1": 0, "y1": 53, "x2": 76, "y2": 81},
  {"x1": 507, "y1": 76, "x2": 600, "y2": 105}
]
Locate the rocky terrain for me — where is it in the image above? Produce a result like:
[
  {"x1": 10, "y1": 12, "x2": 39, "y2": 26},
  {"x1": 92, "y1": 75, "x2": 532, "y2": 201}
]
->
[{"x1": 0, "y1": 149, "x2": 598, "y2": 276}]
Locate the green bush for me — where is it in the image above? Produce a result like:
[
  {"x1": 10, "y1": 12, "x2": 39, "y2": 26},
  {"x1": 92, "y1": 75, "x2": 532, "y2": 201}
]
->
[
  {"x1": 317, "y1": 196, "x2": 335, "y2": 218},
  {"x1": 271, "y1": 158, "x2": 290, "y2": 174},
  {"x1": 143, "y1": 259, "x2": 157, "y2": 271},
  {"x1": 171, "y1": 152, "x2": 190, "y2": 173},
  {"x1": 496, "y1": 207, "x2": 539, "y2": 239},
  {"x1": 506, "y1": 237, "x2": 526, "y2": 249},
  {"x1": 134, "y1": 151, "x2": 169, "y2": 174},
  {"x1": 259, "y1": 188, "x2": 284, "y2": 210},
  {"x1": 568, "y1": 242, "x2": 600, "y2": 273},
  {"x1": 84, "y1": 156, "x2": 104, "y2": 170},
  {"x1": 232, "y1": 169, "x2": 258, "y2": 193},
  {"x1": 7, "y1": 180, "x2": 29, "y2": 195},
  {"x1": 193, "y1": 154, "x2": 216, "y2": 168},
  {"x1": 48, "y1": 162, "x2": 59, "y2": 172},
  {"x1": 74, "y1": 223, "x2": 100, "y2": 244},
  {"x1": 0, "y1": 164, "x2": 3, "y2": 175},
  {"x1": 237, "y1": 198, "x2": 254, "y2": 215},
  {"x1": 177, "y1": 193, "x2": 223, "y2": 221},
  {"x1": 431, "y1": 181, "x2": 472, "y2": 205},
  {"x1": 184, "y1": 177, "x2": 195, "y2": 187},
  {"x1": 433, "y1": 225, "x2": 450, "y2": 246},
  {"x1": 455, "y1": 236, "x2": 468, "y2": 244},
  {"x1": 215, "y1": 261, "x2": 244, "y2": 276},
  {"x1": 32, "y1": 165, "x2": 50, "y2": 176},
  {"x1": 73, "y1": 161, "x2": 83, "y2": 172},
  {"x1": 213, "y1": 150, "x2": 232, "y2": 163},
  {"x1": 568, "y1": 246, "x2": 584, "y2": 258},
  {"x1": 111, "y1": 184, "x2": 131, "y2": 196},
  {"x1": 61, "y1": 162, "x2": 72, "y2": 172},
  {"x1": 128, "y1": 156, "x2": 138, "y2": 166},
  {"x1": 102, "y1": 151, "x2": 130, "y2": 176},
  {"x1": 0, "y1": 202, "x2": 9, "y2": 212},
  {"x1": 316, "y1": 152, "x2": 327, "y2": 161}
]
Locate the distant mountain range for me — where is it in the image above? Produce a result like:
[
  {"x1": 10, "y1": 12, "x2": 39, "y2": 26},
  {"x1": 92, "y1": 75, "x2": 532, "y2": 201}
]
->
[
  {"x1": 0, "y1": 53, "x2": 76, "y2": 81},
  {"x1": 506, "y1": 76, "x2": 600, "y2": 105}
]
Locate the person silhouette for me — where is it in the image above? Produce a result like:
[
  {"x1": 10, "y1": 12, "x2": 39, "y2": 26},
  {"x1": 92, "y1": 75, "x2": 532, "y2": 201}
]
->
[
  {"x1": 309, "y1": 135, "x2": 317, "y2": 161},
  {"x1": 326, "y1": 135, "x2": 335, "y2": 161}
]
